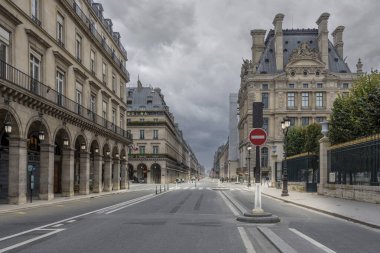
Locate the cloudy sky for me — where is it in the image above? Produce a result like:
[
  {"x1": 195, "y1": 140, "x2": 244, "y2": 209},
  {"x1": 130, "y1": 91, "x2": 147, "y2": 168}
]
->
[{"x1": 100, "y1": 0, "x2": 380, "y2": 169}]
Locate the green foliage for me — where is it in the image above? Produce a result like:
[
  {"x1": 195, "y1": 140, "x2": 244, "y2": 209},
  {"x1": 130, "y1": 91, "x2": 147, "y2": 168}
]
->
[
  {"x1": 285, "y1": 123, "x2": 322, "y2": 156},
  {"x1": 329, "y1": 71, "x2": 380, "y2": 144}
]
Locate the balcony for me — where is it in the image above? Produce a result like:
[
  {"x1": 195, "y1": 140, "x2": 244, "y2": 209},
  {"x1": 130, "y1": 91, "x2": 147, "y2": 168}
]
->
[
  {"x1": 0, "y1": 60, "x2": 132, "y2": 142},
  {"x1": 63, "y1": 0, "x2": 129, "y2": 80}
]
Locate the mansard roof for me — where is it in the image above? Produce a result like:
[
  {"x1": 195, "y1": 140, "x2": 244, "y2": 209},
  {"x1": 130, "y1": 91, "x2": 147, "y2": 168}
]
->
[
  {"x1": 127, "y1": 85, "x2": 167, "y2": 111},
  {"x1": 256, "y1": 29, "x2": 351, "y2": 74}
]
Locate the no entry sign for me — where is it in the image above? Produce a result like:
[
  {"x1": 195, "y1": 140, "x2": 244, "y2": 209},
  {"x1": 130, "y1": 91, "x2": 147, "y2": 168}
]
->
[{"x1": 249, "y1": 128, "x2": 267, "y2": 146}]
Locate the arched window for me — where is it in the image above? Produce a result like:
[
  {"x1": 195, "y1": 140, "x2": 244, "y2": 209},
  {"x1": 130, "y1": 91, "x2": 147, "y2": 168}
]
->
[{"x1": 261, "y1": 147, "x2": 268, "y2": 168}]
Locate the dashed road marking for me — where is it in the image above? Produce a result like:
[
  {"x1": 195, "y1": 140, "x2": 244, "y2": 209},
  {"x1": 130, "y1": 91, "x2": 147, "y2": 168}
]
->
[
  {"x1": 52, "y1": 224, "x2": 63, "y2": 228},
  {"x1": 238, "y1": 227, "x2": 256, "y2": 253},
  {"x1": 67, "y1": 220, "x2": 76, "y2": 223},
  {"x1": 289, "y1": 228, "x2": 336, "y2": 253}
]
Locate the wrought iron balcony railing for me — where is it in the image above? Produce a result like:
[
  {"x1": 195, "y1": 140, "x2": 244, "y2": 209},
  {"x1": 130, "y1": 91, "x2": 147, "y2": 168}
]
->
[
  {"x1": 64, "y1": 0, "x2": 129, "y2": 79},
  {"x1": 0, "y1": 60, "x2": 132, "y2": 142}
]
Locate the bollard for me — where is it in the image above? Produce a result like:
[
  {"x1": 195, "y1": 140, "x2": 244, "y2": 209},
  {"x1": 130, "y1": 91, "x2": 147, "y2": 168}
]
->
[
  {"x1": 167, "y1": 184, "x2": 169, "y2": 190},
  {"x1": 195, "y1": 181, "x2": 197, "y2": 187},
  {"x1": 164, "y1": 184, "x2": 166, "y2": 191},
  {"x1": 160, "y1": 185, "x2": 162, "y2": 193},
  {"x1": 128, "y1": 180, "x2": 130, "y2": 190},
  {"x1": 156, "y1": 185, "x2": 157, "y2": 195}
]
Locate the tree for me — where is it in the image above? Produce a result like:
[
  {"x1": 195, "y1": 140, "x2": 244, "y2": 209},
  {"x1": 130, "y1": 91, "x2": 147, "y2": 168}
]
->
[
  {"x1": 304, "y1": 123, "x2": 322, "y2": 154},
  {"x1": 329, "y1": 71, "x2": 380, "y2": 144},
  {"x1": 285, "y1": 126, "x2": 306, "y2": 156}
]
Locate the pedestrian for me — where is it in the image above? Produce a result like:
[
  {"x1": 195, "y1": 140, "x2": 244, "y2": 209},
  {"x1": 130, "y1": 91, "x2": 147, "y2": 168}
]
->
[{"x1": 265, "y1": 176, "x2": 270, "y2": 186}]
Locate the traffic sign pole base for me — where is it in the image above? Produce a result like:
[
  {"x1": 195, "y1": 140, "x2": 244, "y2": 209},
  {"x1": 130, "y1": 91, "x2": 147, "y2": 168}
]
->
[{"x1": 237, "y1": 210, "x2": 280, "y2": 224}]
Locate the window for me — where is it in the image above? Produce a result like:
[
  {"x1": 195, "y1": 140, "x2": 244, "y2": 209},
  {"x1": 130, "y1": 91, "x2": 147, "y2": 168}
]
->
[
  {"x1": 31, "y1": 0, "x2": 40, "y2": 25},
  {"x1": 288, "y1": 83, "x2": 295, "y2": 89},
  {"x1": 120, "y1": 114, "x2": 124, "y2": 130},
  {"x1": 263, "y1": 118, "x2": 268, "y2": 132},
  {"x1": 0, "y1": 27, "x2": 10, "y2": 66},
  {"x1": 140, "y1": 118, "x2": 144, "y2": 122},
  {"x1": 102, "y1": 101, "x2": 107, "y2": 125},
  {"x1": 56, "y1": 70, "x2": 64, "y2": 106},
  {"x1": 140, "y1": 130, "x2": 145, "y2": 139},
  {"x1": 30, "y1": 52, "x2": 41, "y2": 94},
  {"x1": 56, "y1": 13, "x2": 64, "y2": 46},
  {"x1": 317, "y1": 83, "x2": 323, "y2": 88},
  {"x1": 112, "y1": 109, "x2": 116, "y2": 130},
  {"x1": 342, "y1": 83, "x2": 349, "y2": 89},
  {"x1": 301, "y1": 92, "x2": 309, "y2": 108},
  {"x1": 112, "y1": 74, "x2": 116, "y2": 92},
  {"x1": 90, "y1": 50, "x2": 95, "y2": 73},
  {"x1": 316, "y1": 117, "x2": 325, "y2": 123},
  {"x1": 120, "y1": 82, "x2": 123, "y2": 98},
  {"x1": 289, "y1": 117, "x2": 296, "y2": 127},
  {"x1": 301, "y1": 117, "x2": 310, "y2": 126},
  {"x1": 262, "y1": 93, "x2": 269, "y2": 109},
  {"x1": 102, "y1": 62, "x2": 107, "y2": 83},
  {"x1": 153, "y1": 130, "x2": 158, "y2": 139},
  {"x1": 262, "y1": 84, "x2": 268, "y2": 90},
  {"x1": 75, "y1": 34, "x2": 82, "y2": 62},
  {"x1": 76, "y1": 82, "x2": 82, "y2": 114},
  {"x1": 261, "y1": 147, "x2": 268, "y2": 168},
  {"x1": 287, "y1": 92, "x2": 295, "y2": 108},
  {"x1": 127, "y1": 118, "x2": 131, "y2": 124},
  {"x1": 154, "y1": 118, "x2": 158, "y2": 122},
  {"x1": 139, "y1": 146, "x2": 145, "y2": 155},
  {"x1": 90, "y1": 94, "x2": 96, "y2": 120},
  {"x1": 316, "y1": 92, "x2": 324, "y2": 107},
  {"x1": 153, "y1": 146, "x2": 159, "y2": 154},
  {"x1": 303, "y1": 83, "x2": 309, "y2": 88}
]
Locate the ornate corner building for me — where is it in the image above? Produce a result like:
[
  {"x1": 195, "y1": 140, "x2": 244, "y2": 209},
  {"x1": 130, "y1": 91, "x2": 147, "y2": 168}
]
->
[
  {"x1": 0, "y1": 0, "x2": 133, "y2": 204},
  {"x1": 238, "y1": 13, "x2": 361, "y2": 180},
  {"x1": 126, "y1": 80, "x2": 201, "y2": 184}
]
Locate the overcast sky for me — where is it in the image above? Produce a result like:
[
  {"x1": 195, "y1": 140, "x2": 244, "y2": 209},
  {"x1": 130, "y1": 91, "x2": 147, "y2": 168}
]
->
[{"x1": 100, "y1": 0, "x2": 380, "y2": 169}]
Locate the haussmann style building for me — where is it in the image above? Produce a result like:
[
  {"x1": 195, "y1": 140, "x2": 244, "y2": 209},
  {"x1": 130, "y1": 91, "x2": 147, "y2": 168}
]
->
[
  {"x1": 238, "y1": 13, "x2": 361, "y2": 183},
  {"x1": 0, "y1": 0, "x2": 133, "y2": 204},
  {"x1": 126, "y1": 80, "x2": 201, "y2": 184}
]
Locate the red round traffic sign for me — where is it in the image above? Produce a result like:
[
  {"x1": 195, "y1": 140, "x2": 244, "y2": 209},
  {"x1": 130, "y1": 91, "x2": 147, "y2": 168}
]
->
[{"x1": 249, "y1": 128, "x2": 267, "y2": 146}]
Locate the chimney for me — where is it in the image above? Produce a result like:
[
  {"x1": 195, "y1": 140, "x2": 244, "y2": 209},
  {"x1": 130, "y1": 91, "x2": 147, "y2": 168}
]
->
[
  {"x1": 250, "y1": 29, "x2": 266, "y2": 72},
  {"x1": 316, "y1": 13, "x2": 330, "y2": 69},
  {"x1": 332, "y1": 26, "x2": 345, "y2": 59},
  {"x1": 356, "y1": 58, "x2": 363, "y2": 74},
  {"x1": 272, "y1": 13, "x2": 284, "y2": 71}
]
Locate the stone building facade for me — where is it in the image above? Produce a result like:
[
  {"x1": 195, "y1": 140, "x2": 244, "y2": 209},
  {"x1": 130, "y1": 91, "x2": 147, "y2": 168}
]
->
[
  {"x1": 238, "y1": 13, "x2": 360, "y2": 181},
  {"x1": 126, "y1": 80, "x2": 201, "y2": 184},
  {"x1": 0, "y1": 0, "x2": 132, "y2": 204}
]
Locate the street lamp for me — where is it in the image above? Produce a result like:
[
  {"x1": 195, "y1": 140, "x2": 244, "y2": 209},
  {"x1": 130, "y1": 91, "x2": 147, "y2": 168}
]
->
[
  {"x1": 3, "y1": 99, "x2": 12, "y2": 134},
  {"x1": 247, "y1": 146, "x2": 252, "y2": 187},
  {"x1": 63, "y1": 136, "x2": 69, "y2": 147},
  {"x1": 80, "y1": 142, "x2": 86, "y2": 150},
  {"x1": 281, "y1": 117, "x2": 291, "y2": 196},
  {"x1": 106, "y1": 150, "x2": 110, "y2": 157},
  {"x1": 321, "y1": 121, "x2": 329, "y2": 137}
]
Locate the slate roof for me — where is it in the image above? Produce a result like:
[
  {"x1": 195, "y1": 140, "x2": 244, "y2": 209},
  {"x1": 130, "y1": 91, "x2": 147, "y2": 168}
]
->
[
  {"x1": 256, "y1": 29, "x2": 351, "y2": 74},
  {"x1": 127, "y1": 85, "x2": 167, "y2": 111}
]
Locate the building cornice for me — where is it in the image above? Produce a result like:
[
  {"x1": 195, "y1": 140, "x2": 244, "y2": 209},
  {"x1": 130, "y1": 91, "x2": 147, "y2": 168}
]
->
[{"x1": 0, "y1": 3, "x2": 22, "y2": 25}]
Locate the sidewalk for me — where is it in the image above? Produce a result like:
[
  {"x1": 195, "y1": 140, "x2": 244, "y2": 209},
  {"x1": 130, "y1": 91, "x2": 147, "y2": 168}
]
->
[{"x1": 261, "y1": 186, "x2": 380, "y2": 229}]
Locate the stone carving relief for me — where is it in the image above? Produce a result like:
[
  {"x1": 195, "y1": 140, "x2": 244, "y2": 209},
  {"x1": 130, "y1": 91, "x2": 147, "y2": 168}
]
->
[
  {"x1": 240, "y1": 59, "x2": 253, "y2": 78},
  {"x1": 288, "y1": 42, "x2": 320, "y2": 62}
]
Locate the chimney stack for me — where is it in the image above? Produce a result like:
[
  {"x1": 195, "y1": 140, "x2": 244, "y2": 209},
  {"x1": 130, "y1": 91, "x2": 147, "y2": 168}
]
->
[
  {"x1": 250, "y1": 29, "x2": 266, "y2": 72},
  {"x1": 332, "y1": 26, "x2": 345, "y2": 59},
  {"x1": 316, "y1": 13, "x2": 330, "y2": 69},
  {"x1": 356, "y1": 58, "x2": 363, "y2": 74},
  {"x1": 272, "y1": 13, "x2": 284, "y2": 71}
]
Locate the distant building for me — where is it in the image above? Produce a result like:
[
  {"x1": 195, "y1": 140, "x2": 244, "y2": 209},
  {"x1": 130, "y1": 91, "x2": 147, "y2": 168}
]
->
[
  {"x1": 238, "y1": 13, "x2": 360, "y2": 181},
  {"x1": 228, "y1": 93, "x2": 240, "y2": 179},
  {"x1": 126, "y1": 80, "x2": 200, "y2": 183}
]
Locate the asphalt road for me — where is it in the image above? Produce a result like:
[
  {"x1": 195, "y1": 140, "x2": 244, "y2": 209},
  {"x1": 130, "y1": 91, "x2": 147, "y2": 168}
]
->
[{"x1": 0, "y1": 179, "x2": 379, "y2": 253}]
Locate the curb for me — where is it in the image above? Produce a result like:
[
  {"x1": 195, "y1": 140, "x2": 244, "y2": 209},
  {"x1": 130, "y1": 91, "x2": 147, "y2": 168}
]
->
[
  {"x1": 262, "y1": 192, "x2": 380, "y2": 230},
  {"x1": 0, "y1": 189, "x2": 133, "y2": 215}
]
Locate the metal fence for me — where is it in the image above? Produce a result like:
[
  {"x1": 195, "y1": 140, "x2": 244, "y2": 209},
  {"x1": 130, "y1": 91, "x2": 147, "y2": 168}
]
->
[
  {"x1": 284, "y1": 154, "x2": 319, "y2": 183},
  {"x1": 328, "y1": 135, "x2": 380, "y2": 186},
  {"x1": 0, "y1": 60, "x2": 132, "y2": 141}
]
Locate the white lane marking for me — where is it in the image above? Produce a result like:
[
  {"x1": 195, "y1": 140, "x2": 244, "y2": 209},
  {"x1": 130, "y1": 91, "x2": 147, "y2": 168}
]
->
[
  {"x1": 218, "y1": 191, "x2": 240, "y2": 216},
  {"x1": 237, "y1": 227, "x2": 256, "y2": 253},
  {"x1": 0, "y1": 193, "x2": 155, "y2": 242},
  {"x1": 199, "y1": 187, "x2": 203, "y2": 190},
  {"x1": 67, "y1": 220, "x2": 76, "y2": 223},
  {"x1": 206, "y1": 187, "x2": 211, "y2": 190},
  {"x1": 97, "y1": 194, "x2": 154, "y2": 214},
  {"x1": 289, "y1": 228, "x2": 336, "y2": 253},
  {"x1": 183, "y1": 187, "x2": 189, "y2": 190},
  {"x1": 0, "y1": 229, "x2": 65, "y2": 253},
  {"x1": 105, "y1": 195, "x2": 156, "y2": 214},
  {"x1": 257, "y1": 227, "x2": 297, "y2": 253},
  {"x1": 191, "y1": 187, "x2": 195, "y2": 190},
  {"x1": 52, "y1": 224, "x2": 63, "y2": 228}
]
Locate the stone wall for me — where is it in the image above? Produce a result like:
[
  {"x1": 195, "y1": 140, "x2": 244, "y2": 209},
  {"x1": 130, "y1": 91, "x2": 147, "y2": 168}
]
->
[
  {"x1": 318, "y1": 184, "x2": 380, "y2": 204},
  {"x1": 288, "y1": 182, "x2": 306, "y2": 192}
]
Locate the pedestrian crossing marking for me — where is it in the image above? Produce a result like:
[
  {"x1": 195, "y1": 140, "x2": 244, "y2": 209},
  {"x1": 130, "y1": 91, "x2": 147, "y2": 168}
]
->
[{"x1": 199, "y1": 187, "x2": 203, "y2": 190}]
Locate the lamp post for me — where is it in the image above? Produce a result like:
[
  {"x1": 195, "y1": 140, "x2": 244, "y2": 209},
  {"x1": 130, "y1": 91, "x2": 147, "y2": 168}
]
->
[
  {"x1": 247, "y1": 146, "x2": 252, "y2": 187},
  {"x1": 281, "y1": 117, "x2": 291, "y2": 196},
  {"x1": 271, "y1": 145, "x2": 277, "y2": 187}
]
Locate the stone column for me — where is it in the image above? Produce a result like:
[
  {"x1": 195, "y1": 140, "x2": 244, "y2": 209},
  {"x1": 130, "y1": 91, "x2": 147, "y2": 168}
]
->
[
  {"x1": 103, "y1": 157, "x2": 112, "y2": 191},
  {"x1": 39, "y1": 143, "x2": 55, "y2": 200},
  {"x1": 271, "y1": 153, "x2": 278, "y2": 187},
  {"x1": 92, "y1": 154, "x2": 102, "y2": 193},
  {"x1": 8, "y1": 137, "x2": 27, "y2": 204},
  {"x1": 120, "y1": 160, "x2": 126, "y2": 189},
  {"x1": 318, "y1": 136, "x2": 330, "y2": 193},
  {"x1": 79, "y1": 151, "x2": 90, "y2": 195},
  {"x1": 61, "y1": 148, "x2": 75, "y2": 197},
  {"x1": 112, "y1": 158, "x2": 120, "y2": 190}
]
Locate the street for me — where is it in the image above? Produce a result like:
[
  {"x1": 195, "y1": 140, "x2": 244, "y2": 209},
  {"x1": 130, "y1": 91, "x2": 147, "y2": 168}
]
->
[{"x1": 0, "y1": 179, "x2": 379, "y2": 253}]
